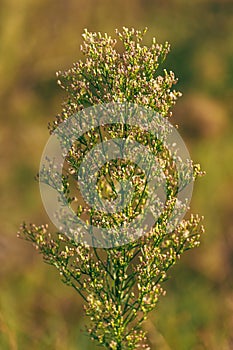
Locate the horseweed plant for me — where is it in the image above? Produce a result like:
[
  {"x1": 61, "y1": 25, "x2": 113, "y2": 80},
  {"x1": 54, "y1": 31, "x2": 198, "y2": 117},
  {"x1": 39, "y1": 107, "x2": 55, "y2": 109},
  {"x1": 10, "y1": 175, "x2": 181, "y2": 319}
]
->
[{"x1": 19, "y1": 28, "x2": 205, "y2": 349}]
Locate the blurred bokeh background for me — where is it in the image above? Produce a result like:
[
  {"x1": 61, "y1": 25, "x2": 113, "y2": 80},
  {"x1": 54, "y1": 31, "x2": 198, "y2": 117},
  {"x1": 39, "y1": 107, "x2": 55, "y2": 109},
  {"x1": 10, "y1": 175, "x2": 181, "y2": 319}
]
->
[{"x1": 0, "y1": 0, "x2": 233, "y2": 349}]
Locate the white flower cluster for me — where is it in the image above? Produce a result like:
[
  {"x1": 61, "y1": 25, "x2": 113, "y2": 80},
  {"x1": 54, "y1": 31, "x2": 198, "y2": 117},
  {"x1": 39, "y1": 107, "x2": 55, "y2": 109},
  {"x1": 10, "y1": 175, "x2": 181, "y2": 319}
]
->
[{"x1": 20, "y1": 28, "x2": 205, "y2": 349}]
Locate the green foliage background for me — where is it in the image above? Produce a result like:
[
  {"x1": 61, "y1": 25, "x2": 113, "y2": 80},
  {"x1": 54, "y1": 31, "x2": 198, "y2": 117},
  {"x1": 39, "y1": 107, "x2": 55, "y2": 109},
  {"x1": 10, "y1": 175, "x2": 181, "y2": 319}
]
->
[{"x1": 0, "y1": 0, "x2": 233, "y2": 349}]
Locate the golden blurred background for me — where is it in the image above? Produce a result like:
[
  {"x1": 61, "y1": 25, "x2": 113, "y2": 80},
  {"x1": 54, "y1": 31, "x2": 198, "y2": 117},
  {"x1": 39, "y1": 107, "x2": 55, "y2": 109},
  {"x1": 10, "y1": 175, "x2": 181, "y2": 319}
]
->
[{"x1": 0, "y1": 0, "x2": 233, "y2": 349}]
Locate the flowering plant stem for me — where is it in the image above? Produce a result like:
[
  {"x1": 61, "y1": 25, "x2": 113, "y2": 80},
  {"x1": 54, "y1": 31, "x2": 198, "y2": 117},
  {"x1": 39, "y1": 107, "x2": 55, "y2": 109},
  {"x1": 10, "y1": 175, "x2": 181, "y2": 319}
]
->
[{"x1": 19, "y1": 27, "x2": 204, "y2": 349}]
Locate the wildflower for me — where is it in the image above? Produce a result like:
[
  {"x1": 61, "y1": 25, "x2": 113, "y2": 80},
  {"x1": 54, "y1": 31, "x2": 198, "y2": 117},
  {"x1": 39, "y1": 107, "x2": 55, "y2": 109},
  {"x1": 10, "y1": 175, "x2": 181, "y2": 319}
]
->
[{"x1": 19, "y1": 28, "x2": 204, "y2": 349}]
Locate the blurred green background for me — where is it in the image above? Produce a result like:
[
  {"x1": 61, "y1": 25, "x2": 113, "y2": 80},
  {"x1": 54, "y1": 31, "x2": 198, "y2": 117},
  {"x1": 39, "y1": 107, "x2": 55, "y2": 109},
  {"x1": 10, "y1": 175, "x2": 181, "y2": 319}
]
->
[{"x1": 0, "y1": 0, "x2": 233, "y2": 349}]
